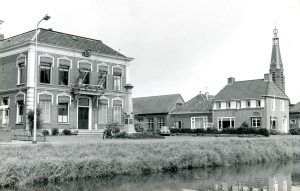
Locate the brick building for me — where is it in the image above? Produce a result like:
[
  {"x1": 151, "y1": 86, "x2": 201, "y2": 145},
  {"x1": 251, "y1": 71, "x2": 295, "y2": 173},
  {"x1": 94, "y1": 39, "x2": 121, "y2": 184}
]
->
[
  {"x1": 289, "y1": 102, "x2": 300, "y2": 129},
  {"x1": 170, "y1": 92, "x2": 213, "y2": 129},
  {"x1": 0, "y1": 28, "x2": 134, "y2": 132},
  {"x1": 213, "y1": 28, "x2": 289, "y2": 133},
  {"x1": 133, "y1": 94, "x2": 184, "y2": 133}
]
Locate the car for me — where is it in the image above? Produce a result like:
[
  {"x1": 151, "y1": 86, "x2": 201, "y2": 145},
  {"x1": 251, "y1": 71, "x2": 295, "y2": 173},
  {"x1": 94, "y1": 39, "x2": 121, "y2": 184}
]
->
[{"x1": 159, "y1": 126, "x2": 170, "y2": 136}]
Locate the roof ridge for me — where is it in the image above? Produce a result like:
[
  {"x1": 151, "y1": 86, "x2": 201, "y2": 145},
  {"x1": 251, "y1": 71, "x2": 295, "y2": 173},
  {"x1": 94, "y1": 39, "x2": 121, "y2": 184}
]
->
[
  {"x1": 0, "y1": 29, "x2": 35, "y2": 42},
  {"x1": 133, "y1": 94, "x2": 181, "y2": 99}
]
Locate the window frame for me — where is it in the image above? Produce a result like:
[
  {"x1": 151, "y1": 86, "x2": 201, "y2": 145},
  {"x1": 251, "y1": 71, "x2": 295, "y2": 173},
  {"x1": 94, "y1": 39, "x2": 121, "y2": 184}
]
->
[
  {"x1": 16, "y1": 100, "x2": 24, "y2": 124},
  {"x1": 57, "y1": 102, "x2": 69, "y2": 123},
  {"x1": 157, "y1": 117, "x2": 165, "y2": 130},
  {"x1": 58, "y1": 66, "x2": 70, "y2": 86},
  {"x1": 251, "y1": 117, "x2": 261, "y2": 128},
  {"x1": 217, "y1": 117, "x2": 235, "y2": 130},
  {"x1": 146, "y1": 118, "x2": 154, "y2": 131},
  {"x1": 191, "y1": 116, "x2": 208, "y2": 129},
  {"x1": 98, "y1": 102, "x2": 108, "y2": 125},
  {"x1": 39, "y1": 55, "x2": 53, "y2": 84}
]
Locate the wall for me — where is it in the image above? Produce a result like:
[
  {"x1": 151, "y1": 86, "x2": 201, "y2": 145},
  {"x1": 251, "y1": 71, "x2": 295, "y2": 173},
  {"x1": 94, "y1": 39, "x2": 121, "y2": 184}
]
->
[
  {"x1": 134, "y1": 114, "x2": 168, "y2": 133},
  {"x1": 290, "y1": 113, "x2": 300, "y2": 129},
  {"x1": 170, "y1": 113, "x2": 212, "y2": 129}
]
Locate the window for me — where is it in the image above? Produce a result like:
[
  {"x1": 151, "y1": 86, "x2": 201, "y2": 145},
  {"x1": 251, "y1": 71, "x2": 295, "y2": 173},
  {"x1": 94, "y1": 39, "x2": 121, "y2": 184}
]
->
[
  {"x1": 113, "y1": 105, "x2": 122, "y2": 123},
  {"x1": 2, "y1": 97, "x2": 9, "y2": 106},
  {"x1": 98, "y1": 102, "x2": 108, "y2": 124},
  {"x1": 40, "y1": 57, "x2": 52, "y2": 84},
  {"x1": 218, "y1": 117, "x2": 235, "y2": 129},
  {"x1": 256, "y1": 100, "x2": 261, "y2": 107},
  {"x1": 98, "y1": 70, "x2": 107, "y2": 89},
  {"x1": 138, "y1": 118, "x2": 143, "y2": 122},
  {"x1": 78, "y1": 62, "x2": 91, "y2": 85},
  {"x1": 146, "y1": 118, "x2": 154, "y2": 131},
  {"x1": 217, "y1": 102, "x2": 221, "y2": 109},
  {"x1": 113, "y1": 74, "x2": 121, "y2": 91},
  {"x1": 17, "y1": 56, "x2": 26, "y2": 84},
  {"x1": 226, "y1": 102, "x2": 231, "y2": 109},
  {"x1": 174, "y1": 121, "x2": 182, "y2": 128},
  {"x1": 280, "y1": 100, "x2": 285, "y2": 111},
  {"x1": 290, "y1": 119, "x2": 296, "y2": 124},
  {"x1": 58, "y1": 66, "x2": 69, "y2": 86},
  {"x1": 191, "y1": 117, "x2": 208, "y2": 129},
  {"x1": 158, "y1": 117, "x2": 165, "y2": 130},
  {"x1": 58, "y1": 103, "x2": 68, "y2": 123},
  {"x1": 270, "y1": 117, "x2": 277, "y2": 130},
  {"x1": 237, "y1": 101, "x2": 241, "y2": 109},
  {"x1": 251, "y1": 117, "x2": 261, "y2": 127},
  {"x1": 16, "y1": 101, "x2": 24, "y2": 123},
  {"x1": 271, "y1": 99, "x2": 275, "y2": 111},
  {"x1": 246, "y1": 100, "x2": 251, "y2": 108},
  {"x1": 40, "y1": 100, "x2": 51, "y2": 123}
]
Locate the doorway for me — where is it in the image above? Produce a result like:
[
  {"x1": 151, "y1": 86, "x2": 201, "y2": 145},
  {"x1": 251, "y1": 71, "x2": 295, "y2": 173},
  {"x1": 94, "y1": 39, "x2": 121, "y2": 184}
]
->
[{"x1": 78, "y1": 97, "x2": 91, "y2": 130}]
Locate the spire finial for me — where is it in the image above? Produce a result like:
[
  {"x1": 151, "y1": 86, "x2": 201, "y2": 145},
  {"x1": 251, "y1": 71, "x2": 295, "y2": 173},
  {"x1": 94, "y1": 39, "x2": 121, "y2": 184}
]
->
[{"x1": 273, "y1": 25, "x2": 278, "y2": 38}]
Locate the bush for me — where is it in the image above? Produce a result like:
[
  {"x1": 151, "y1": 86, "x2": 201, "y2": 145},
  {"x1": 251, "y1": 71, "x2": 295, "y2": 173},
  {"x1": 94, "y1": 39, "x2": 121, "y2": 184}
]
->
[
  {"x1": 62, "y1": 129, "x2": 72, "y2": 136},
  {"x1": 290, "y1": 128, "x2": 300, "y2": 135},
  {"x1": 41, "y1": 130, "x2": 49, "y2": 136},
  {"x1": 258, "y1": 128, "x2": 270, "y2": 137},
  {"x1": 51, "y1": 128, "x2": 59, "y2": 136},
  {"x1": 270, "y1": 129, "x2": 279, "y2": 135},
  {"x1": 112, "y1": 132, "x2": 164, "y2": 139},
  {"x1": 240, "y1": 121, "x2": 249, "y2": 128},
  {"x1": 134, "y1": 121, "x2": 147, "y2": 132}
]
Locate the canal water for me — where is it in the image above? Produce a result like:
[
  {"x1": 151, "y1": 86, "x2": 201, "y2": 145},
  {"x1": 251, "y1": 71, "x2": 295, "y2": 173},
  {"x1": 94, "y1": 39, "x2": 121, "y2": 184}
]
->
[{"x1": 2, "y1": 161, "x2": 300, "y2": 191}]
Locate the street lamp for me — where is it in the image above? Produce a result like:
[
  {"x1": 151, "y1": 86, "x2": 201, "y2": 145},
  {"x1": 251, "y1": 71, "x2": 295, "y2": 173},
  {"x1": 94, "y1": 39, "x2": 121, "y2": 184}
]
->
[{"x1": 33, "y1": 14, "x2": 51, "y2": 144}]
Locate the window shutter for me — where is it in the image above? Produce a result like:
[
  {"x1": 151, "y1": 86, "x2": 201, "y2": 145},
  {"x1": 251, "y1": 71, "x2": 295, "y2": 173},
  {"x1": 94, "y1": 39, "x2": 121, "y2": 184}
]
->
[
  {"x1": 113, "y1": 100, "x2": 122, "y2": 106},
  {"x1": 39, "y1": 94, "x2": 52, "y2": 102},
  {"x1": 79, "y1": 62, "x2": 91, "y2": 71},
  {"x1": 58, "y1": 96, "x2": 70, "y2": 104}
]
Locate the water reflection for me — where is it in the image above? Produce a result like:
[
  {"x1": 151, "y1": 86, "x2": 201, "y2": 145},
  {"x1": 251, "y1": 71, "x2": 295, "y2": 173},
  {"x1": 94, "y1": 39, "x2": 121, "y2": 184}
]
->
[{"x1": 3, "y1": 161, "x2": 300, "y2": 191}]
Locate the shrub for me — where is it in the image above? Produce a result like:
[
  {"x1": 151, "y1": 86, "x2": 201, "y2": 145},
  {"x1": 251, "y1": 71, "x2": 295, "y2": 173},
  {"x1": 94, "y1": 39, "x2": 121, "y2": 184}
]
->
[
  {"x1": 112, "y1": 132, "x2": 164, "y2": 139},
  {"x1": 62, "y1": 129, "x2": 72, "y2": 136},
  {"x1": 27, "y1": 109, "x2": 43, "y2": 136},
  {"x1": 240, "y1": 121, "x2": 249, "y2": 128},
  {"x1": 206, "y1": 127, "x2": 219, "y2": 134},
  {"x1": 134, "y1": 121, "x2": 147, "y2": 132},
  {"x1": 258, "y1": 128, "x2": 269, "y2": 137},
  {"x1": 290, "y1": 128, "x2": 300, "y2": 135},
  {"x1": 269, "y1": 129, "x2": 279, "y2": 135},
  {"x1": 41, "y1": 130, "x2": 49, "y2": 136},
  {"x1": 51, "y1": 128, "x2": 59, "y2": 136}
]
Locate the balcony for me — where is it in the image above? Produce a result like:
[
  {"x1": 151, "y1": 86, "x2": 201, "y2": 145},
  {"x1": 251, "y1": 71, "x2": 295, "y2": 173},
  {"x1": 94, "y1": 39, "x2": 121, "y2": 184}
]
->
[{"x1": 71, "y1": 83, "x2": 104, "y2": 96}]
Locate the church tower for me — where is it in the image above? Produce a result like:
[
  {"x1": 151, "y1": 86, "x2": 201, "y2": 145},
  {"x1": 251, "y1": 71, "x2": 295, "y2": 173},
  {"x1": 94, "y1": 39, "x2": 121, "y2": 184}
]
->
[{"x1": 269, "y1": 27, "x2": 285, "y2": 92}]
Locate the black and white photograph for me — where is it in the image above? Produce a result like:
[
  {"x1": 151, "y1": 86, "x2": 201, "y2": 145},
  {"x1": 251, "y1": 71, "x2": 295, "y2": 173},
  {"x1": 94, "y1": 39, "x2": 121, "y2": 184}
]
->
[{"x1": 1, "y1": 0, "x2": 300, "y2": 190}]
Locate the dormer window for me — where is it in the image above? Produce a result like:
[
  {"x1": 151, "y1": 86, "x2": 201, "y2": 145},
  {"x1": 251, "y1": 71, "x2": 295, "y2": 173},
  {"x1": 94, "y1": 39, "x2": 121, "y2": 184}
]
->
[
  {"x1": 226, "y1": 102, "x2": 231, "y2": 109},
  {"x1": 246, "y1": 100, "x2": 251, "y2": 108}
]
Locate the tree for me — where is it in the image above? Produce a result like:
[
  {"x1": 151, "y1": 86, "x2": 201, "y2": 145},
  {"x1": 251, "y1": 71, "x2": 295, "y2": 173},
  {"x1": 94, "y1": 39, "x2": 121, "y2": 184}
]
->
[{"x1": 27, "y1": 109, "x2": 43, "y2": 136}]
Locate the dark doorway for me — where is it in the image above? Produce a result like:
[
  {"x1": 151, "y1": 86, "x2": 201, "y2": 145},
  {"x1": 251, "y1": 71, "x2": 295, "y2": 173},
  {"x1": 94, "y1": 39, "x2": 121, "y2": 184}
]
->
[{"x1": 78, "y1": 107, "x2": 89, "y2": 129}]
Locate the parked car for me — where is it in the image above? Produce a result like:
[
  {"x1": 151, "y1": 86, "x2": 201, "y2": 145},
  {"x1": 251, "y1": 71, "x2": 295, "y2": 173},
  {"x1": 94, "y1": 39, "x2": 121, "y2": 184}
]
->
[{"x1": 159, "y1": 126, "x2": 170, "y2": 136}]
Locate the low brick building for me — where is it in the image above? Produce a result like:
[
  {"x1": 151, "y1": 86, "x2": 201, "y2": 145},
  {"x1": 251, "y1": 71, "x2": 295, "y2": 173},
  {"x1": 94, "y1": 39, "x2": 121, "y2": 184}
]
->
[
  {"x1": 170, "y1": 92, "x2": 213, "y2": 129},
  {"x1": 133, "y1": 94, "x2": 184, "y2": 133},
  {"x1": 290, "y1": 102, "x2": 300, "y2": 129}
]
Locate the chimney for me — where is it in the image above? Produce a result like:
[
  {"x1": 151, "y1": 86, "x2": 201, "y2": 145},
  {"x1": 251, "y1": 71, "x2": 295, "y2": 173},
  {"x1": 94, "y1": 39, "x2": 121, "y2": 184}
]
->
[
  {"x1": 0, "y1": 20, "x2": 4, "y2": 40},
  {"x1": 228, "y1": 77, "x2": 235, "y2": 85},
  {"x1": 264, "y1": 73, "x2": 272, "y2": 82},
  {"x1": 205, "y1": 92, "x2": 209, "y2": 100}
]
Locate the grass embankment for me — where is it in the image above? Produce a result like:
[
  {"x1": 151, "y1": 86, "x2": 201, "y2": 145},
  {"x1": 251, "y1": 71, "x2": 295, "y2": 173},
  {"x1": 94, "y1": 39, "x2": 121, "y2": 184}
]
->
[{"x1": 1, "y1": 137, "x2": 300, "y2": 187}]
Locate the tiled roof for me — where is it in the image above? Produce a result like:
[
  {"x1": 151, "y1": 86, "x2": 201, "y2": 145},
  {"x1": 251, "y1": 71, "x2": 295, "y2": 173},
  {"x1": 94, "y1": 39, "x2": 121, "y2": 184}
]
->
[
  {"x1": 214, "y1": 79, "x2": 288, "y2": 101},
  {"x1": 133, "y1": 94, "x2": 184, "y2": 115},
  {"x1": 290, "y1": 102, "x2": 300, "y2": 113},
  {"x1": 0, "y1": 29, "x2": 126, "y2": 58},
  {"x1": 171, "y1": 94, "x2": 214, "y2": 114}
]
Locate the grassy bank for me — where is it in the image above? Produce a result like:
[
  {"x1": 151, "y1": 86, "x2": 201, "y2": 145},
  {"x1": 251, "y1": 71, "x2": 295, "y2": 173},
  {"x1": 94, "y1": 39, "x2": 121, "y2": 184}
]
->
[
  {"x1": 1, "y1": 137, "x2": 300, "y2": 187},
  {"x1": 0, "y1": 129, "x2": 11, "y2": 142}
]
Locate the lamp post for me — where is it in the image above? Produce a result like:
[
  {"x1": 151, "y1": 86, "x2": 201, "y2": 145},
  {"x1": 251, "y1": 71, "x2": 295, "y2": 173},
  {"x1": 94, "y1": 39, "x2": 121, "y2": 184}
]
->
[{"x1": 33, "y1": 14, "x2": 51, "y2": 144}]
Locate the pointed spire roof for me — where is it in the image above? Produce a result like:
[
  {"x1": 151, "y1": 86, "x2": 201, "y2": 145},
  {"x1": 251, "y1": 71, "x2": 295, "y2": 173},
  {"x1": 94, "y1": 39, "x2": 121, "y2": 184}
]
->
[{"x1": 270, "y1": 27, "x2": 283, "y2": 69}]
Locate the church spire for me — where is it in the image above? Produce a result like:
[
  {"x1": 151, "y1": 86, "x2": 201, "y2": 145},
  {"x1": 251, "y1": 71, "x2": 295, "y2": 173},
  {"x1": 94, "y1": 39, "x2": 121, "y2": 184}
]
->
[{"x1": 269, "y1": 27, "x2": 285, "y2": 93}]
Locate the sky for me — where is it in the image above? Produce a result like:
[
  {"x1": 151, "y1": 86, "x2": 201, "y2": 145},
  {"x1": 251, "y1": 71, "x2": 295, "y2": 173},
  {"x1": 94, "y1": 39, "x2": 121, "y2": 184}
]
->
[{"x1": 1, "y1": 0, "x2": 300, "y2": 103}]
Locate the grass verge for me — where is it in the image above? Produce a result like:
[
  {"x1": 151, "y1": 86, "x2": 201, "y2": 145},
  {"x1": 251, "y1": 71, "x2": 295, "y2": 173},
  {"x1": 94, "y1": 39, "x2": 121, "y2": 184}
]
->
[{"x1": 1, "y1": 137, "x2": 300, "y2": 187}]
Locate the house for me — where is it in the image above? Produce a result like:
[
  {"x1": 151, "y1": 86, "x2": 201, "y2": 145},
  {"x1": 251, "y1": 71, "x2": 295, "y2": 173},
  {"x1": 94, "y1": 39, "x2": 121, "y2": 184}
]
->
[
  {"x1": 289, "y1": 102, "x2": 300, "y2": 129},
  {"x1": 170, "y1": 92, "x2": 213, "y2": 129},
  {"x1": 133, "y1": 94, "x2": 184, "y2": 132},
  {"x1": 213, "y1": 28, "x2": 289, "y2": 133},
  {"x1": 0, "y1": 27, "x2": 134, "y2": 132}
]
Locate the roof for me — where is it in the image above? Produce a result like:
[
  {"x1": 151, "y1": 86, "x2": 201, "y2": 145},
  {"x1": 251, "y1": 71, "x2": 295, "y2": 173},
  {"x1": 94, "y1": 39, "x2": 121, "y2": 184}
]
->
[
  {"x1": 171, "y1": 93, "x2": 214, "y2": 114},
  {"x1": 290, "y1": 102, "x2": 300, "y2": 113},
  {"x1": 0, "y1": 28, "x2": 127, "y2": 58},
  {"x1": 133, "y1": 94, "x2": 184, "y2": 115},
  {"x1": 214, "y1": 79, "x2": 288, "y2": 101}
]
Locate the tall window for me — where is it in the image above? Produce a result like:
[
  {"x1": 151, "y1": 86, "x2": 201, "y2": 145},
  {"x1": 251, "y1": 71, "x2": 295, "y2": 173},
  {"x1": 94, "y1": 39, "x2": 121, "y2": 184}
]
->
[
  {"x1": 191, "y1": 117, "x2": 207, "y2": 129},
  {"x1": 58, "y1": 66, "x2": 69, "y2": 86},
  {"x1": 146, "y1": 118, "x2": 154, "y2": 131},
  {"x1": 113, "y1": 67, "x2": 122, "y2": 91},
  {"x1": 17, "y1": 57, "x2": 26, "y2": 84},
  {"x1": 256, "y1": 100, "x2": 261, "y2": 107},
  {"x1": 158, "y1": 117, "x2": 165, "y2": 130},
  {"x1": 226, "y1": 102, "x2": 231, "y2": 109},
  {"x1": 98, "y1": 100, "x2": 108, "y2": 124},
  {"x1": 58, "y1": 103, "x2": 68, "y2": 123},
  {"x1": 16, "y1": 100, "x2": 24, "y2": 123},
  {"x1": 79, "y1": 62, "x2": 91, "y2": 84},
  {"x1": 40, "y1": 57, "x2": 52, "y2": 84},
  {"x1": 251, "y1": 117, "x2": 261, "y2": 128},
  {"x1": 280, "y1": 100, "x2": 285, "y2": 111},
  {"x1": 271, "y1": 117, "x2": 277, "y2": 130},
  {"x1": 98, "y1": 70, "x2": 107, "y2": 89},
  {"x1": 2, "y1": 97, "x2": 9, "y2": 105},
  {"x1": 40, "y1": 100, "x2": 51, "y2": 123},
  {"x1": 113, "y1": 105, "x2": 122, "y2": 123},
  {"x1": 246, "y1": 100, "x2": 251, "y2": 108},
  {"x1": 271, "y1": 99, "x2": 276, "y2": 111}
]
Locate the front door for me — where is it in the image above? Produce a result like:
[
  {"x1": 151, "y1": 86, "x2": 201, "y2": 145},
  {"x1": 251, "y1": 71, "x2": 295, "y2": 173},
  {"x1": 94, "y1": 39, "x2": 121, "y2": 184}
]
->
[
  {"x1": 78, "y1": 107, "x2": 89, "y2": 129},
  {"x1": 78, "y1": 97, "x2": 90, "y2": 130}
]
